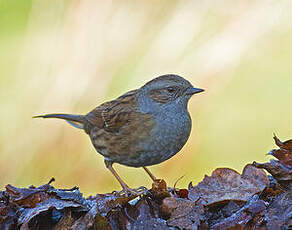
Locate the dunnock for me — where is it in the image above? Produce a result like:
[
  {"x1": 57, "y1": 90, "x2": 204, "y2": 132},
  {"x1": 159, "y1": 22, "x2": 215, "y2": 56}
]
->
[{"x1": 34, "y1": 74, "x2": 204, "y2": 193}]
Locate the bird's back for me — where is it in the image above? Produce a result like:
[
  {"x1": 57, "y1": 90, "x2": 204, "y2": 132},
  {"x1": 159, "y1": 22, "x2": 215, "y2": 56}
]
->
[{"x1": 84, "y1": 90, "x2": 156, "y2": 167}]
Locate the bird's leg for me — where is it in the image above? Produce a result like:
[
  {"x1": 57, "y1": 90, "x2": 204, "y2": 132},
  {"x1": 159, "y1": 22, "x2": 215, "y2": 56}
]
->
[
  {"x1": 104, "y1": 160, "x2": 148, "y2": 196},
  {"x1": 104, "y1": 160, "x2": 130, "y2": 191},
  {"x1": 143, "y1": 166, "x2": 157, "y2": 182}
]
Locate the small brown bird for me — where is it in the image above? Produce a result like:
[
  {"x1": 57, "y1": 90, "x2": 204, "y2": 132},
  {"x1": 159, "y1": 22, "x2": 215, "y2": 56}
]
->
[{"x1": 34, "y1": 74, "x2": 204, "y2": 194}]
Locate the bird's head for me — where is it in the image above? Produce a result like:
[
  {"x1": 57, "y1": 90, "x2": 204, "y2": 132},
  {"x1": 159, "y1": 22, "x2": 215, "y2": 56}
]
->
[{"x1": 141, "y1": 74, "x2": 204, "y2": 106}]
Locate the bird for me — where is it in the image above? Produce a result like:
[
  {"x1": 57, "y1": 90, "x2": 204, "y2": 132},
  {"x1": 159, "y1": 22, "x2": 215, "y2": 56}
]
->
[{"x1": 34, "y1": 74, "x2": 204, "y2": 194}]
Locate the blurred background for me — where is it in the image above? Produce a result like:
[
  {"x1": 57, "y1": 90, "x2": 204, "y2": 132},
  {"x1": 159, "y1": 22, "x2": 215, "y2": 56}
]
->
[{"x1": 0, "y1": 0, "x2": 292, "y2": 195}]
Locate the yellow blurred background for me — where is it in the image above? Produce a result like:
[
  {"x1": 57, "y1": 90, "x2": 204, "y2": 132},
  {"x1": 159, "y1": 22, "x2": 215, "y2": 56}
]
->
[{"x1": 1, "y1": 0, "x2": 292, "y2": 196}]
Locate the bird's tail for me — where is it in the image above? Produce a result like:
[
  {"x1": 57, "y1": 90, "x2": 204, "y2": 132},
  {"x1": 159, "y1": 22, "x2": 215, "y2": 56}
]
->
[{"x1": 33, "y1": 113, "x2": 86, "y2": 129}]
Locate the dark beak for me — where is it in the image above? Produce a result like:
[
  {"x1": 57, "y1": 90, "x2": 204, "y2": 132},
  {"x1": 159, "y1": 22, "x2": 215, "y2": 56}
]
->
[{"x1": 187, "y1": 87, "x2": 205, "y2": 95}]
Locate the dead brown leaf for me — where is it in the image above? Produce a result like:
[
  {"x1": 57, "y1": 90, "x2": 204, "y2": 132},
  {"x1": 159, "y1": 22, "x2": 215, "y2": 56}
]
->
[
  {"x1": 160, "y1": 197, "x2": 205, "y2": 230},
  {"x1": 273, "y1": 134, "x2": 292, "y2": 150},
  {"x1": 268, "y1": 135, "x2": 292, "y2": 167},
  {"x1": 5, "y1": 184, "x2": 50, "y2": 208},
  {"x1": 265, "y1": 191, "x2": 292, "y2": 230},
  {"x1": 71, "y1": 201, "x2": 111, "y2": 230},
  {"x1": 0, "y1": 192, "x2": 17, "y2": 229},
  {"x1": 150, "y1": 179, "x2": 171, "y2": 201},
  {"x1": 53, "y1": 210, "x2": 75, "y2": 230},
  {"x1": 2, "y1": 181, "x2": 89, "y2": 229},
  {"x1": 253, "y1": 160, "x2": 292, "y2": 190},
  {"x1": 189, "y1": 164, "x2": 268, "y2": 206},
  {"x1": 211, "y1": 195, "x2": 266, "y2": 230}
]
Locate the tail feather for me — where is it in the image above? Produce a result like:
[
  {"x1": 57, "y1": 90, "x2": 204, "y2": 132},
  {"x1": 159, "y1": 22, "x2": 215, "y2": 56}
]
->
[{"x1": 33, "y1": 113, "x2": 85, "y2": 129}]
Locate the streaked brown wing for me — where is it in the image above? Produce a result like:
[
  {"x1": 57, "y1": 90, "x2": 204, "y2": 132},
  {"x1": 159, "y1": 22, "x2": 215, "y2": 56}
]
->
[{"x1": 85, "y1": 90, "x2": 139, "y2": 132}]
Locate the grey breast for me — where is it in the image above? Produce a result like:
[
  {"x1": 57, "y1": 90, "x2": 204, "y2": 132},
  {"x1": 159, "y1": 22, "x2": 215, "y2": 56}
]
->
[
  {"x1": 135, "y1": 95, "x2": 192, "y2": 167},
  {"x1": 145, "y1": 109, "x2": 191, "y2": 165}
]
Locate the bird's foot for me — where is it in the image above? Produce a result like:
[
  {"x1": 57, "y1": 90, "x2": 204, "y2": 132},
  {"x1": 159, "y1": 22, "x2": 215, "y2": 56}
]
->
[{"x1": 112, "y1": 186, "x2": 148, "y2": 197}]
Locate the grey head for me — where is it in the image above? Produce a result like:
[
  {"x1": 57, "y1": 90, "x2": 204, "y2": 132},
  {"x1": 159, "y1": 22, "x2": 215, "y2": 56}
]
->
[{"x1": 138, "y1": 74, "x2": 204, "y2": 113}]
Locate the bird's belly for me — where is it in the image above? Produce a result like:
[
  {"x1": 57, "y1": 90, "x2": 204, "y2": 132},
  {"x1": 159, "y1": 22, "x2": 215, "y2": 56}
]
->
[
  {"x1": 89, "y1": 114, "x2": 191, "y2": 168},
  {"x1": 120, "y1": 114, "x2": 191, "y2": 167}
]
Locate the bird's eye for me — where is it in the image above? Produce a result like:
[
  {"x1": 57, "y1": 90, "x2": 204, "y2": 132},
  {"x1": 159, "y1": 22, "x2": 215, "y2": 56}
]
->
[{"x1": 167, "y1": 87, "x2": 176, "y2": 93}]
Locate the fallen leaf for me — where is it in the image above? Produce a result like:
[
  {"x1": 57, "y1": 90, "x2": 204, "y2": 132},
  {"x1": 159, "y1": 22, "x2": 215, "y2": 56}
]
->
[
  {"x1": 211, "y1": 195, "x2": 266, "y2": 229},
  {"x1": 0, "y1": 192, "x2": 17, "y2": 230},
  {"x1": 273, "y1": 134, "x2": 292, "y2": 150},
  {"x1": 150, "y1": 179, "x2": 170, "y2": 200},
  {"x1": 128, "y1": 197, "x2": 168, "y2": 230},
  {"x1": 53, "y1": 210, "x2": 75, "y2": 230},
  {"x1": 2, "y1": 181, "x2": 89, "y2": 229},
  {"x1": 189, "y1": 164, "x2": 268, "y2": 206},
  {"x1": 253, "y1": 160, "x2": 292, "y2": 190},
  {"x1": 94, "y1": 193, "x2": 137, "y2": 217},
  {"x1": 6, "y1": 184, "x2": 50, "y2": 208},
  {"x1": 18, "y1": 198, "x2": 87, "y2": 226},
  {"x1": 265, "y1": 191, "x2": 292, "y2": 230},
  {"x1": 160, "y1": 197, "x2": 205, "y2": 230},
  {"x1": 72, "y1": 201, "x2": 111, "y2": 230},
  {"x1": 268, "y1": 135, "x2": 292, "y2": 167}
]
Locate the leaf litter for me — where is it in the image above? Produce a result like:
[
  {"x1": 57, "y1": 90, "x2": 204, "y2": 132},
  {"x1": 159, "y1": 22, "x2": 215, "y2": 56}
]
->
[{"x1": 1, "y1": 135, "x2": 292, "y2": 229}]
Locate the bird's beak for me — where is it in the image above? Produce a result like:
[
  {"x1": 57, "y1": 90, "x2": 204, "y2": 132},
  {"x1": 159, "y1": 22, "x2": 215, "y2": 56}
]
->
[{"x1": 186, "y1": 87, "x2": 205, "y2": 95}]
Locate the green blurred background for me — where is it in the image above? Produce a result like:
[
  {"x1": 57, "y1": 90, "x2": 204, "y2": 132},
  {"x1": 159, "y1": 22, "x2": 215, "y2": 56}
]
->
[{"x1": 0, "y1": 0, "x2": 291, "y2": 195}]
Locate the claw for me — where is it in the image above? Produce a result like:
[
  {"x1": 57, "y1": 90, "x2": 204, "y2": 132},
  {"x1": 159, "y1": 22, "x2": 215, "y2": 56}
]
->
[{"x1": 112, "y1": 186, "x2": 149, "y2": 197}]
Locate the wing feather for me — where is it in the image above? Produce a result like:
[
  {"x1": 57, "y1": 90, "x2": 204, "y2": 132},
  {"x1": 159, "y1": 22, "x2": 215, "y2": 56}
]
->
[{"x1": 85, "y1": 90, "x2": 139, "y2": 132}]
